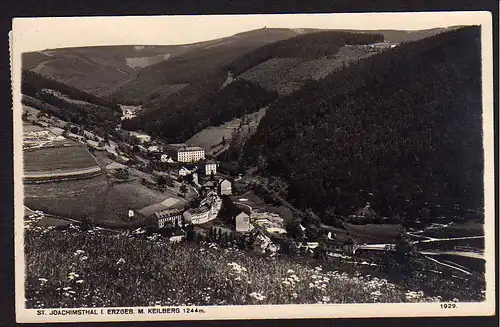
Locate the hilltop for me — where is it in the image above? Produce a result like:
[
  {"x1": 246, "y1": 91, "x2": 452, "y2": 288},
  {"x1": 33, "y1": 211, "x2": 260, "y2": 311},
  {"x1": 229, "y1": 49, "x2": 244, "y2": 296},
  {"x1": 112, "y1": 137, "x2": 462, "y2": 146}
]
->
[{"x1": 237, "y1": 26, "x2": 483, "y2": 222}]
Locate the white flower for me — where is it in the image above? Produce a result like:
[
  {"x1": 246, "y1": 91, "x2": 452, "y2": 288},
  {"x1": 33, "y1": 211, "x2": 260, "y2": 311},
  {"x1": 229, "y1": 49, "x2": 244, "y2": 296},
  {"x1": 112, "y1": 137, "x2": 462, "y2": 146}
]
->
[
  {"x1": 38, "y1": 278, "x2": 48, "y2": 283},
  {"x1": 322, "y1": 296, "x2": 331, "y2": 303},
  {"x1": 287, "y1": 269, "x2": 295, "y2": 274},
  {"x1": 68, "y1": 272, "x2": 80, "y2": 280},
  {"x1": 249, "y1": 292, "x2": 266, "y2": 301},
  {"x1": 73, "y1": 250, "x2": 85, "y2": 256},
  {"x1": 76, "y1": 280, "x2": 84, "y2": 284},
  {"x1": 116, "y1": 258, "x2": 126, "y2": 264}
]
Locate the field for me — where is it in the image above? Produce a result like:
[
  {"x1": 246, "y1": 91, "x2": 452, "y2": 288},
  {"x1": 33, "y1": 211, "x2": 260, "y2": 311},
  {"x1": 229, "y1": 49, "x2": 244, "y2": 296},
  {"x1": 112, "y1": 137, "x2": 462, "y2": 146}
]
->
[
  {"x1": 24, "y1": 175, "x2": 110, "y2": 220},
  {"x1": 24, "y1": 171, "x2": 186, "y2": 228},
  {"x1": 24, "y1": 146, "x2": 99, "y2": 172},
  {"x1": 186, "y1": 107, "x2": 267, "y2": 156}
]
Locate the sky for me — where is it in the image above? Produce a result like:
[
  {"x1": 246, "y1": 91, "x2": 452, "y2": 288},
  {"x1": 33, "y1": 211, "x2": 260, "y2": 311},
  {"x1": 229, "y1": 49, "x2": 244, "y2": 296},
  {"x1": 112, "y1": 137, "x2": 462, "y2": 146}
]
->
[{"x1": 11, "y1": 12, "x2": 490, "y2": 52}]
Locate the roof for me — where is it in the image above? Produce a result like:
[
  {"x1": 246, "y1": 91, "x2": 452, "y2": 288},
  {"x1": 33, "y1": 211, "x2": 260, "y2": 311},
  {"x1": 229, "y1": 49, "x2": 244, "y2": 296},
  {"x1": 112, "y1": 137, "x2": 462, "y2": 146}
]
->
[
  {"x1": 138, "y1": 198, "x2": 185, "y2": 216},
  {"x1": 236, "y1": 212, "x2": 250, "y2": 219},
  {"x1": 161, "y1": 197, "x2": 180, "y2": 207},
  {"x1": 180, "y1": 146, "x2": 204, "y2": 152},
  {"x1": 137, "y1": 203, "x2": 169, "y2": 216},
  {"x1": 154, "y1": 209, "x2": 184, "y2": 219}
]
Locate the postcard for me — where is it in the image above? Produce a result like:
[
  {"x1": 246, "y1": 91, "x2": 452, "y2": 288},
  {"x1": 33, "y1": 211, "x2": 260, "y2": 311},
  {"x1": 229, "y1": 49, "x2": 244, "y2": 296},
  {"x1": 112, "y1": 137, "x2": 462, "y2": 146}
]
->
[{"x1": 11, "y1": 12, "x2": 495, "y2": 323}]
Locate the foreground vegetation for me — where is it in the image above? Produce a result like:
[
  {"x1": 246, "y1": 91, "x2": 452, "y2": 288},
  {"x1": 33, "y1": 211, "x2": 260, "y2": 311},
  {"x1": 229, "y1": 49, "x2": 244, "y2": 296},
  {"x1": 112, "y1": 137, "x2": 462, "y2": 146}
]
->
[{"x1": 25, "y1": 222, "x2": 485, "y2": 309}]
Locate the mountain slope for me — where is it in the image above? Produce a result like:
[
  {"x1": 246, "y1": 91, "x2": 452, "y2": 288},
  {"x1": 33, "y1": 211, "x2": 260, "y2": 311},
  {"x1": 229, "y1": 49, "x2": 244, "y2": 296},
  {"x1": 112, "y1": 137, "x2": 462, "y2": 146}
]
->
[
  {"x1": 107, "y1": 28, "x2": 320, "y2": 105},
  {"x1": 132, "y1": 30, "x2": 385, "y2": 143},
  {"x1": 21, "y1": 70, "x2": 121, "y2": 132},
  {"x1": 22, "y1": 45, "x2": 200, "y2": 97},
  {"x1": 241, "y1": 26, "x2": 483, "y2": 221}
]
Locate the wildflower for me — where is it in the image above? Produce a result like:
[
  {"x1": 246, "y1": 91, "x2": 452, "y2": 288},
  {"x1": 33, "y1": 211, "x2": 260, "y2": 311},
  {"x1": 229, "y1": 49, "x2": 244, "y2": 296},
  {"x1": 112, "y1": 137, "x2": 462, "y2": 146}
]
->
[
  {"x1": 68, "y1": 272, "x2": 80, "y2": 280},
  {"x1": 322, "y1": 296, "x2": 331, "y2": 303},
  {"x1": 287, "y1": 269, "x2": 295, "y2": 274},
  {"x1": 371, "y1": 291, "x2": 382, "y2": 297},
  {"x1": 76, "y1": 280, "x2": 84, "y2": 284},
  {"x1": 38, "y1": 278, "x2": 48, "y2": 283},
  {"x1": 289, "y1": 275, "x2": 300, "y2": 282},
  {"x1": 309, "y1": 283, "x2": 315, "y2": 288},
  {"x1": 291, "y1": 292, "x2": 298, "y2": 299},
  {"x1": 452, "y1": 298, "x2": 459, "y2": 302},
  {"x1": 74, "y1": 250, "x2": 85, "y2": 256},
  {"x1": 63, "y1": 287, "x2": 72, "y2": 291},
  {"x1": 116, "y1": 258, "x2": 126, "y2": 265},
  {"x1": 282, "y1": 280, "x2": 291, "y2": 286},
  {"x1": 314, "y1": 266, "x2": 322, "y2": 272},
  {"x1": 249, "y1": 292, "x2": 266, "y2": 301},
  {"x1": 79, "y1": 256, "x2": 88, "y2": 261}
]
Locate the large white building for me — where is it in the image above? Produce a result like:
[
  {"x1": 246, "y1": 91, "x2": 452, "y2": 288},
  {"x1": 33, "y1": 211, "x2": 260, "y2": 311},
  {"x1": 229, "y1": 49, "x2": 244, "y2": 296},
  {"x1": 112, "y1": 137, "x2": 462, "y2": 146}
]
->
[{"x1": 166, "y1": 144, "x2": 205, "y2": 163}]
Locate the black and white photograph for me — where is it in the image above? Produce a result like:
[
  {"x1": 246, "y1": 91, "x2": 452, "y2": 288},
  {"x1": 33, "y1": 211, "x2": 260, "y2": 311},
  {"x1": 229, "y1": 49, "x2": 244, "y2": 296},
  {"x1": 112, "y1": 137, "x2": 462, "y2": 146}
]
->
[{"x1": 11, "y1": 12, "x2": 495, "y2": 323}]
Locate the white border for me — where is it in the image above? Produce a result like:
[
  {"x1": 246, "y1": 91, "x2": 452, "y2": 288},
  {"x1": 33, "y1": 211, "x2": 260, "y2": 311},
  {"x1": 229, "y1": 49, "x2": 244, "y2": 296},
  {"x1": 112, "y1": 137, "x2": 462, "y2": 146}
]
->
[{"x1": 12, "y1": 12, "x2": 495, "y2": 323}]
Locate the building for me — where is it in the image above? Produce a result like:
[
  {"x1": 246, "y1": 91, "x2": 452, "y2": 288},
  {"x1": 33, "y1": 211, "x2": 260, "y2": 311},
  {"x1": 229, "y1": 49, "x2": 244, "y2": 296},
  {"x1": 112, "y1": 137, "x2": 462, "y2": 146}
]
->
[
  {"x1": 148, "y1": 145, "x2": 160, "y2": 153},
  {"x1": 160, "y1": 154, "x2": 175, "y2": 163},
  {"x1": 179, "y1": 167, "x2": 194, "y2": 176},
  {"x1": 198, "y1": 159, "x2": 217, "y2": 176},
  {"x1": 137, "y1": 197, "x2": 186, "y2": 229},
  {"x1": 129, "y1": 132, "x2": 151, "y2": 143},
  {"x1": 154, "y1": 209, "x2": 184, "y2": 229},
  {"x1": 219, "y1": 179, "x2": 232, "y2": 195},
  {"x1": 354, "y1": 202, "x2": 377, "y2": 218},
  {"x1": 166, "y1": 144, "x2": 205, "y2": 163},
  {"x1": 183, "y1": 191, "x2": 222, "y2": 225},
  {"x1": 235, "y1": 212, "x2": 253, "y2": 233}
]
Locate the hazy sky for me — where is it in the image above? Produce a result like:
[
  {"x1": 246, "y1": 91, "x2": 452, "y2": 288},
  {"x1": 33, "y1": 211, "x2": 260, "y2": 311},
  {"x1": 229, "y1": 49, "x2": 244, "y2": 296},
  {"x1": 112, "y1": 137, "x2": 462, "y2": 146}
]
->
[{"x1": 11, "y1": 12, "x2": 490, "y2": 52}]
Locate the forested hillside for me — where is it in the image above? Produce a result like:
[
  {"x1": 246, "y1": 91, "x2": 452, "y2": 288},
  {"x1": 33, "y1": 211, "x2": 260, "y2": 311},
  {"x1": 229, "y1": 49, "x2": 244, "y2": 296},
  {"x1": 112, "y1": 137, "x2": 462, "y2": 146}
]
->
[
  {"x1": 132, "y1": 31, "x2": 385, "y2": 142},
  {"x1": 127, "y1": 79, "x2": 277, "y2": 143},
  {"x1": 241, "y1": 26, "x2": 483, "y2": 221},
  {"x1": 21, "y1": 70, "x2": 121, "y2": 132}
]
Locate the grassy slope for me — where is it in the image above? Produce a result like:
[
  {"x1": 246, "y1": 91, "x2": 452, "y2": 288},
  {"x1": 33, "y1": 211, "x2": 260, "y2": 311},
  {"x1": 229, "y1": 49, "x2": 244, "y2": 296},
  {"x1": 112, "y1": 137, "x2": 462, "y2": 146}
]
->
[{"x1": 25, "y1": 226, "x2": 486, "y2": 309}]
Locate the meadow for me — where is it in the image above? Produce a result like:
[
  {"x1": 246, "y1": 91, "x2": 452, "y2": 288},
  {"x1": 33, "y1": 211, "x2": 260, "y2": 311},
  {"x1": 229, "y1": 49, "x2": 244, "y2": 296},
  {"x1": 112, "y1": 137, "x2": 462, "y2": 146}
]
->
[
  {"x1": 24, "y1": 222, "x2": 486, "y2": 309},
  {"x1": 24, "y1": 145, "x2": 99, "y2": 172},
  {"x1": 24, "y1": 175, "x2": 109, "y2": 220}
]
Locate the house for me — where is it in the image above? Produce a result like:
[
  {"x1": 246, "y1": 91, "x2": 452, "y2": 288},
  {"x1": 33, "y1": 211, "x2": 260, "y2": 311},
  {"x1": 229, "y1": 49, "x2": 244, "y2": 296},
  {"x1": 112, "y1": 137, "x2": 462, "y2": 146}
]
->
[
  {"x1": 129, "y1": 132, "x2": 151, "y2": 143},
  {"x1": 148, "y1": 145, "x2": 160, "y2": 153},
  {"x1": 219, "y1": 179, "x2": 232, "y2": 195},
  {"x1": 198, "y1": 159, "x2": 217, "y2": 176},
  {"x1": 166, "y1": 144, "x2": 205, "y2": 163},
  {"x1": 160, "y1": 154, "x2": 175, "y2": 163},
  {"x1": 354, "y1": 202, "x2": 377, "y2": 218},
  {"x1": 178, "y1": 167, "x2": 193, "y2": 176},
  {"x1": 235, "y1": 212, "x2": 253, "y2": 233},
  {"x1": 136, "y1": 197, "x2": 186, "y2": 229}
]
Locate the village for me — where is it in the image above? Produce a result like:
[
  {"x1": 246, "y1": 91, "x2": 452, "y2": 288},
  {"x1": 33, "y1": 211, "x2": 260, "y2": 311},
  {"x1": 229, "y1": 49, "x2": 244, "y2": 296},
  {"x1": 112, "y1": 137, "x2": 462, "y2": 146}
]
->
[{"x1": 22, "y1": 105, "x2": 299, "y2": 255}]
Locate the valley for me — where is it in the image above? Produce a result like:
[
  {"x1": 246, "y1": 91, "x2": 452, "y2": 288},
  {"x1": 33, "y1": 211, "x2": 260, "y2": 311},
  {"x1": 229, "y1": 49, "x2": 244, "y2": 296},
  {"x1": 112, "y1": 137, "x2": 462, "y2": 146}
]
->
[{"x1": 20, "y1": 25, "x2": 487, "y2": 308}]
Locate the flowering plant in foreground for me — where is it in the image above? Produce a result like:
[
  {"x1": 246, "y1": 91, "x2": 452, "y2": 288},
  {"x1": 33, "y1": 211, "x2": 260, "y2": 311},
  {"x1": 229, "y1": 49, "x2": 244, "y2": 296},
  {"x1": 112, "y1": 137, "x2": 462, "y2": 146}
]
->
[{"x1": 24, "y1": 224, "x2": 484, "y2": 308}]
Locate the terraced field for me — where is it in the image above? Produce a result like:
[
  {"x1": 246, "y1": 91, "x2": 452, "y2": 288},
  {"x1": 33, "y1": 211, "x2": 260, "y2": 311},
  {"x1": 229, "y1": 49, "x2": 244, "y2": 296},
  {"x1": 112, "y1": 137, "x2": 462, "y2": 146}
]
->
[{"x1": 24, "y1": 145, "x2": 99, "y2": 173}]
